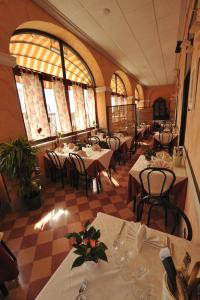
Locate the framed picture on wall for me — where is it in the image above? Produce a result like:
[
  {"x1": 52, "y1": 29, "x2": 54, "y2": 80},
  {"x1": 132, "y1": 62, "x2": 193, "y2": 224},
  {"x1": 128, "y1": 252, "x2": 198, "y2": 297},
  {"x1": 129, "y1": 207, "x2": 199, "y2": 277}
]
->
[{"x1": 188, "y1": 58, "x2": 200, "y2": 110}]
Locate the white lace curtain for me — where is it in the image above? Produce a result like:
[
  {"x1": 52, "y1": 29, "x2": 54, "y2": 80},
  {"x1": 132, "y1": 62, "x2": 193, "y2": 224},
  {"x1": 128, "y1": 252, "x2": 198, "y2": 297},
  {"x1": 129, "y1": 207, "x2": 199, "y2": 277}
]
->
[
  {"x1": 53, "y1": 80, "x2": 72, "y2": 133},
  {"x1": 71, "y1": 85, "x2": 87, "y2": 131},
  {"x1": 85, "y1": 88, "x2": 96, "y2": 127},
  {"x1": 21, "y1": 73, "x2": 50, "y2": 140}
]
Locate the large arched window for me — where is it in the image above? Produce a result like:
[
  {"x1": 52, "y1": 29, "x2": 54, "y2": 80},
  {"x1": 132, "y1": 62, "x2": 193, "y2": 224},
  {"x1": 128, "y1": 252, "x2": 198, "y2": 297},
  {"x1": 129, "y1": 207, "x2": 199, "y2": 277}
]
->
[
  {"x1": 10, "y1": 29, "x2": 96, "y2": 142},
  {"x1": 110, "y1": 73, "x2": 127, "y2": 106}
]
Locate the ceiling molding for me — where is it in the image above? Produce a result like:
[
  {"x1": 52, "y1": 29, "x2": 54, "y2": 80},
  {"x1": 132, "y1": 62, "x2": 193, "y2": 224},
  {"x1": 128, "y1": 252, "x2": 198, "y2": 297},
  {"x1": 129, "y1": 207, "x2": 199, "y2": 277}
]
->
[{"x1": 33, "y1": 0, "x2": 141, "y2": 85}]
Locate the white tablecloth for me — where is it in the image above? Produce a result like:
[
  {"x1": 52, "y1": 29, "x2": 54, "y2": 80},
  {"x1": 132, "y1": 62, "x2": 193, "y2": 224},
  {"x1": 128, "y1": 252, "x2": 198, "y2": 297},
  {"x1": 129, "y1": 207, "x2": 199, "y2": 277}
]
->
[
  {"x1": 55, "y1": 148, "x2": 113, "y2": 171},
  {"x1": 36, "y1": 213, "x2": 200, "y2": 300},
  {"x1": 154, "y1": 132, "x2": 178, "y2": 143},
  {"x1": 129, "y1": 155, "x2": 187, "y2": 186},
  {"x1": 98, "y1": 135, "x2": 133, "y2": 150}
]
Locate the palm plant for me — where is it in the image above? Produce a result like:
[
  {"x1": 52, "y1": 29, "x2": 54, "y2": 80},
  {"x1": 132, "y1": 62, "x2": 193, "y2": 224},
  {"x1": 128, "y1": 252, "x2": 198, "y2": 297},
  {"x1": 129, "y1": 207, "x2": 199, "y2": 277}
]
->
[{"x1": 0, "y1": 137, "x2": 41, "y2": 207}]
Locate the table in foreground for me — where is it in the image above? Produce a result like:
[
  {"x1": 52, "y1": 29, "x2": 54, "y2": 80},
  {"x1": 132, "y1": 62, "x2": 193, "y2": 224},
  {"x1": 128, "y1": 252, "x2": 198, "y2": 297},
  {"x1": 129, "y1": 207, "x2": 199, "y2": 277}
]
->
[{"x1": 35, "y1": 213, "x2": 199, "y2": 300}]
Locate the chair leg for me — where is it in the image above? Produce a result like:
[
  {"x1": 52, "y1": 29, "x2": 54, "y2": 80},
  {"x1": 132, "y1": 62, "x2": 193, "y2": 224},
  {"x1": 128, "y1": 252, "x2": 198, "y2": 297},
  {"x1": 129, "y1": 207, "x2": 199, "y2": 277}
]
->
[
  {"x1": 133, "y1": 196, "x2": 136, "y2": 212},
  {"x1": 136, "y1": 200, "x2": 144, "y2": 221},
  {"x1": 164, "y1": 207, "x2": 168, "y2": 227},
  {"x1": 61, "y1": 171, "x2": 64, "y2": 188},
  {"x1": 0, "y1": 283, "x2": 8, "y2": 297},
  {"x1": 147, "y1": 204, "x2": 154, "y2": 227}
]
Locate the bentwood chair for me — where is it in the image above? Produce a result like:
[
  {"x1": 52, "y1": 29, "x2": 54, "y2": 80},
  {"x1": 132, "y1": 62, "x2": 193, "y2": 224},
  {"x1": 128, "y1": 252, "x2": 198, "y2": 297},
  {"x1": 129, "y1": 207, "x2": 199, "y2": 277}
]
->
[
  {"x1": 164, "y1": 201, "x2": 192, "y2": 240},
  {"x1": 157, "y1": 132, "x2": 174, "y2": 153},
  {"x1": 69, "y1": 153, "x2": 101, "y2": 196},
  {"x1": 46, "y1": 150, "x2": 67, "y2": 188},
  {"x1": 136, "y1": 167, "x2": 176, "y2": 228},
  {"x1": 87, "y1": 136, "x2": 100, "y2": 146},
  {"x1": 106, "y1": 136, "x2": 121, "y2": 164}
]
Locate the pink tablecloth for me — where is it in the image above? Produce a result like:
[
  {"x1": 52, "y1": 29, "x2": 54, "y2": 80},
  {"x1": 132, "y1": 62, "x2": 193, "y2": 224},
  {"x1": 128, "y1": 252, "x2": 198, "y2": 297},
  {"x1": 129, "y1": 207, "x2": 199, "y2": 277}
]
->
[{"x1": 128, "y1": 174, "x2": 188, "y2": 210}]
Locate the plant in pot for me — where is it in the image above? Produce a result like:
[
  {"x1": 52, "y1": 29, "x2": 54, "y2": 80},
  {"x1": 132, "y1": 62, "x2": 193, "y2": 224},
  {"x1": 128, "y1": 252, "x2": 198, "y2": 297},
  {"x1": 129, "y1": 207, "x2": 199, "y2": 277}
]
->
[{"x1": 0, "y1": 137, "x2": 42, "y2": 210}]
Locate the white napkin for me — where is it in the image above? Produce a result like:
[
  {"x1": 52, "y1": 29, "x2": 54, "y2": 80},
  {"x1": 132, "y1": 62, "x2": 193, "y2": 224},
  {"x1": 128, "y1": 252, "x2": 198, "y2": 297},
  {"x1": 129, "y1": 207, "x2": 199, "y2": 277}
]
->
[
  {"x1": 151, "y1": 159, "x2": 172, "y2": 170},
  {"x1": 92, "y1": 144, "x2": 101, "y2": 151},
  {"x1": 128, "y1": 224, "x2": 167, "y2": 253},
  {"x1": 156, "y1": 151, "x2": 171, "y2": 160},
  {"x1": 77, "y1": 150, "x2": 87, "y2": 157}
]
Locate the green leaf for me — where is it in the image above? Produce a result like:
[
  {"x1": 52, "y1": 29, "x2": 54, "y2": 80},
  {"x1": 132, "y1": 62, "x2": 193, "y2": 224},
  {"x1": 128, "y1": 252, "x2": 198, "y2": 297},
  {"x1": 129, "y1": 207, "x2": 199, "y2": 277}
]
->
[
  {"x1": 93, "y1": 229, "x2": 101, "y2": 240},
  {"x1": 96, "y1": 248, "x2": 108, "y2": 262},
  {"x1": 73, "y1": 249, "x2": 84, "y2": 255},
  {"x1": 71, "y1": 256, "x2": 85, "y2": 269},
  {"x1": 98, "y1": 242, "x2": 108, "y2": 250},
  {"x1": 87, "y1": 226, "x2": 96, "y2": 239}
]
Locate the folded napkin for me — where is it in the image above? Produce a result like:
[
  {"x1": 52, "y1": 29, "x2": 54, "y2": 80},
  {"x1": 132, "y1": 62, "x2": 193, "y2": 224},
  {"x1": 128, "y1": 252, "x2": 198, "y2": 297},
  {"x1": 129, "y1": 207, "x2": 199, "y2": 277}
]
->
[
  {"x1": 55, "y1": 147, "x2": 64, "y2": 154},
  {"x1": 77, "y1": 150, "x2": 87, "y2": 157},
  {"x1": 151, "y1": 158, "x2": 172, "y2": 170},
  {"x1": 156, "y1": 151, "x2": 171, "y2": 160},
  {"x1": 128, "y1": 224, "x2": 167, "y2": 253},
  {"x1": 68, "y1": 142, "x2": 75, "y2": 149},
  {"x1": 92, "y1": 144, "x2": 101, "y2": 151}
]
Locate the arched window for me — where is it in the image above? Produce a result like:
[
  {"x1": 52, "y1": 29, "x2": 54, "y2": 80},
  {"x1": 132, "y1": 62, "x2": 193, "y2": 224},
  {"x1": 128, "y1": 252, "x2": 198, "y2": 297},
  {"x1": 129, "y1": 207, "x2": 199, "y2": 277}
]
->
[
  {"x1": 110, "y1": 73, "x2": 127, "y2": 106},
  {"x1": 10, "y1": 30, "x2": 96, "y2": 142}
]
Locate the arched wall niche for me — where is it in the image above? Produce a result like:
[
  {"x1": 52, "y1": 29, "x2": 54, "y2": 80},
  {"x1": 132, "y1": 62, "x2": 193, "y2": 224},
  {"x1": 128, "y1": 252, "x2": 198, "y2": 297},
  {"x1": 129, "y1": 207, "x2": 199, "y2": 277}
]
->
[{"x1": 16, "y1": 21, "x2": 104, "y2": 86}]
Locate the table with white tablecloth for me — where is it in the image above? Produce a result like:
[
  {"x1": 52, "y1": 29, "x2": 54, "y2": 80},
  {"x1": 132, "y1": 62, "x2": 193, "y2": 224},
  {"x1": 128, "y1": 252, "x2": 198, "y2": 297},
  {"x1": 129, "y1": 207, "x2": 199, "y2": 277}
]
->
[
  {"x1": 97, "y1": 134, "x2": 133, "y2": 161},
  {"x1": 35, "y1": 213, "x2": 200, "y2": 300},
  {"x1": 128, "y1": 155, "x2": 188, "y2": 210}
]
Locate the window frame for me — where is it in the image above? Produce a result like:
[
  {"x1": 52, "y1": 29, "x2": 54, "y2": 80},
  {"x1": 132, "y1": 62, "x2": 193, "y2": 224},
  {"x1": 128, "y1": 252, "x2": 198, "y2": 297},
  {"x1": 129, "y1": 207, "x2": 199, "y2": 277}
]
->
[{"x1": 12, "y1": 29, "x2": 97, "y2": 145}]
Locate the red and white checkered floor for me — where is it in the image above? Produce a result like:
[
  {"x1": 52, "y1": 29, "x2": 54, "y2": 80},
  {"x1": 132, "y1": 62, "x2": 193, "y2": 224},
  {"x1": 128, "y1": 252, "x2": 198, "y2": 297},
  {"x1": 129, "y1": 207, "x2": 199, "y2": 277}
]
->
[{"x1": 0, "y1": 140, "x2": 173, "y2": 299}]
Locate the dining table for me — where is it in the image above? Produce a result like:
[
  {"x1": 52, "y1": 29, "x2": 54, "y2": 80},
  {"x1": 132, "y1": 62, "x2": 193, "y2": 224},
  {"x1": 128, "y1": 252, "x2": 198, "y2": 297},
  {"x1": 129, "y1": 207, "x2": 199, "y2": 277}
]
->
[
  {"x1": 35, "y1": 212, "x2": 200, "y2": 300},
  {"x1": 97, "y1": 134, "x2": 133, "y2": 161},
  {"x1": 128, "y1": 155, "x2": 188, "y2": 210},
  {"x1": 153, "y1": 132, "x2": 178, "y2": 148},
  {"x1": 55, "y1": 146, "x2": 113, "y2": 178}
]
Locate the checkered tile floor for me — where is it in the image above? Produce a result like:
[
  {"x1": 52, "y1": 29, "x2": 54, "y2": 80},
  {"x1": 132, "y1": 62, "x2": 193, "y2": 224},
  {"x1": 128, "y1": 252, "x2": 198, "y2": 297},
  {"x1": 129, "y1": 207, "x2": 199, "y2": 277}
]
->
[{"x1": 0, "y1": 138, "x2": 174, "y2": 299}]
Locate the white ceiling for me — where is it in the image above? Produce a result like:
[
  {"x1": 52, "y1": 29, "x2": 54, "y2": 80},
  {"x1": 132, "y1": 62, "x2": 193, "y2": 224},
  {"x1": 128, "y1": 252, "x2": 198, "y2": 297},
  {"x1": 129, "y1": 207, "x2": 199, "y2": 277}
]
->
[{"x1": 45, "y1": 0, "x2": 182, "y2": 86}]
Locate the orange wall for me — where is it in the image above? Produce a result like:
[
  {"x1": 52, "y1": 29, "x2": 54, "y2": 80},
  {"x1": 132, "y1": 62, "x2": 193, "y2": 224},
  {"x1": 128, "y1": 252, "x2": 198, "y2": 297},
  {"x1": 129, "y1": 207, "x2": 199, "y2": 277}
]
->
[{"x1": 144, "y1": 84, "x2": 176, "y2": 108}]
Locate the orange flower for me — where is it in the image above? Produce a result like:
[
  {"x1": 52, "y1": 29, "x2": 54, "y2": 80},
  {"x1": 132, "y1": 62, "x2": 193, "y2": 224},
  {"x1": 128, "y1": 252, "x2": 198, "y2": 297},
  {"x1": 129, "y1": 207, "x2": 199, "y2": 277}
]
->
[{"x1": 90, "y1": 239, "x2": 96, "y2": 248}]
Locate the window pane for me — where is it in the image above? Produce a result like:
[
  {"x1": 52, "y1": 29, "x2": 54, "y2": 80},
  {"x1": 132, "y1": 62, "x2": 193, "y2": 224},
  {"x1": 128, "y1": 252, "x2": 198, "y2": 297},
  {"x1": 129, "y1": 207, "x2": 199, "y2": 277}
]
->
[{"x1": 44, "y1": 88, "x2": 61, "y2": 135}]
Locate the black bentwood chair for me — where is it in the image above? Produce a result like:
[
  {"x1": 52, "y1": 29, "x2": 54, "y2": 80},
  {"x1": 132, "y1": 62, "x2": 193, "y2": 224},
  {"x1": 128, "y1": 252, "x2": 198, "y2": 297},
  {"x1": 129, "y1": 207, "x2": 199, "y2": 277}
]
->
[
  {"x1": 136, "y1": 167, "x2": 176, "y2": 228},
  {"x1": 46, "y1": 150, "x2": 67, "y2": 188},
  {"x1": 106, "y1": 136, "x2": 122, "y2": 164},
  {"x1": 69, "y1": 153, "x2": 101, "y2": 196},
  {"x1": 87, "y1": 136, "x2": 100, "y2": 146}
]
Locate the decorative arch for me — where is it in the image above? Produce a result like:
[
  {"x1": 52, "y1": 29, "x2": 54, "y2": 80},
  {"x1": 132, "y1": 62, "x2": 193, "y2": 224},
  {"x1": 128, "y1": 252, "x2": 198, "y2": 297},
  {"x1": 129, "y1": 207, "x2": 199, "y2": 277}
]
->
[
  {"x1": 15, "y1": 21, "x2": 104, "y2": 86},
  {"x1": 114, "y1": 70, "x2": 133, "y2": 96},
  {"x1": 135, "y1": 84, "x2": 144, "y2": 99}
]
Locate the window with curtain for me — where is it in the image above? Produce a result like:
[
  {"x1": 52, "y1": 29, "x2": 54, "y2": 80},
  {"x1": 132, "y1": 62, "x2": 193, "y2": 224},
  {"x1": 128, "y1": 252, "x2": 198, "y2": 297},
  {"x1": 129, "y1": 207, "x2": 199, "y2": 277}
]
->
[
  {"x1": 17, "y1": 73, "x2": 51, "y2": 141},
  {"x1": 11, "y1": 30, "x2": 96, "y2": 142}
]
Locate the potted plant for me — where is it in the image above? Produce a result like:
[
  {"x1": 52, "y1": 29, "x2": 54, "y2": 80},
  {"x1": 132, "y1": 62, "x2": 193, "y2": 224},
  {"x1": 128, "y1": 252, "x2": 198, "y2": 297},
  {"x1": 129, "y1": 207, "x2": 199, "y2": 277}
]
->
[
  {"x1": 65, "y1": 220, "x2": 108, "y2": 269},
  {"x1": 0, "y1": 137, "x2": 41, "y2": 210},
  {"x1": 144, "y1": 148, "x2": 156, "y2": 161}
]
